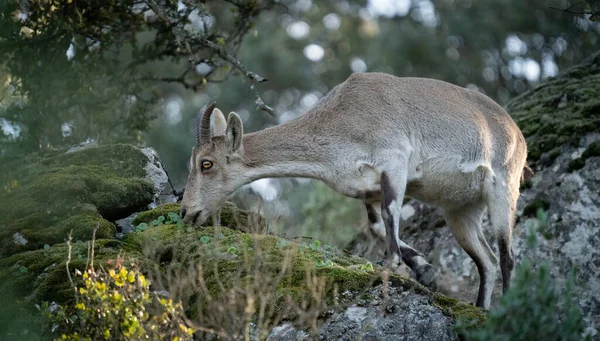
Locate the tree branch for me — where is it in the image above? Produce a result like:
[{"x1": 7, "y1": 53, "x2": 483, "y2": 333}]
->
[
  {"x1": 144, "y1": 0, "x2": 276, "y2": 116},
  {"x1": 550, "y1": 0, "x2": 600, "y2": 18}
]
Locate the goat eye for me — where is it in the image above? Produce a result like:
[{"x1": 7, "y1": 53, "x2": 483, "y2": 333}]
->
[{"x1": 201, "y1": 160, "x2": 213, "y2": 170}]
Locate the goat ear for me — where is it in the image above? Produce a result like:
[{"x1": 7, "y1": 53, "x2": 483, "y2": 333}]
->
[
  {"x1": 226, "y1": 112, "x2": 243, "y2": 153},
  {"x1": 212, "y1": 108, "x2": 227, "y2": 136}
]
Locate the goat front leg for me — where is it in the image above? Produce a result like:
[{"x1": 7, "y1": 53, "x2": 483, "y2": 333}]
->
[{"x1": 380, "y1": 171, "x2": 435, "y2": 287}]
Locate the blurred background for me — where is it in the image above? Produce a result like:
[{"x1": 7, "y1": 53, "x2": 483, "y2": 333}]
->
[{"x1": 1, "y1": 0, "x2": 599, "y2": 247}]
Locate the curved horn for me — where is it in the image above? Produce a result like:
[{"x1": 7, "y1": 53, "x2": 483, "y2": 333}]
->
[{"x1": 195, "y1": 101, "x2": 216, "y2": 145}]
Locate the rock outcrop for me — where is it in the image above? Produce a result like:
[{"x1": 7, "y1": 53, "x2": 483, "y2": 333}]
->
[
  {"x1": 0, "y1": 143, "x2": 480, "y2": 340},
  {"x1": 347, "y1": 52, "x2": 600, "y2": 334}
]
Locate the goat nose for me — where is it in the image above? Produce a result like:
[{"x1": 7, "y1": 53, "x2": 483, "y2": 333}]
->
[{"x1": 180, "y1": 208, "x2": 187, "y2": 220}]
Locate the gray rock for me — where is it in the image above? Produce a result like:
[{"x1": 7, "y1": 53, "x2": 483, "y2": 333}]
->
[
  {"x1": 12, "y1": 232, "x2": 28, "y2": 245},
  {"x1": 115, "y1": 212, "x2": 140, "y2": 236},
  {"x1": 266, "y1": 323, "x2": 309, "y2": 341},
  {"x1": 141, "y1": 147, "x2": 178, "y2": 205},
  {"x1": 267, "y1": 285, "x2": 458, "y2": 341}
]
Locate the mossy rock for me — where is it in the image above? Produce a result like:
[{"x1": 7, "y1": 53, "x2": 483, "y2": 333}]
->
[
  {"x1": 131, "y1": 202, "x2": 265, "y2": 232},
  {"x1": 0, "y1": 239, "x2": 136, "y2": 322},
  {"x1": 568, "y1": 142, "x2": 600, "y2": 172},
  {"x1": 0, "y1": 219, "x2": 483, "y2": 335},
  {"x1": 122, "y1": 223, "x2": 485, "y2": 327},
  {"x1": 0, "y1": 144, "x2": 157, "y2": 256},
  {"x1": 125, "y1": 224, "x2": 389, "y2": 317},
  {"x1": 432, "y1": 293, "x2": 486, "y2": 330},
  {"x1": 508, "y1": 52, "x2": 600, "y2": 164}
]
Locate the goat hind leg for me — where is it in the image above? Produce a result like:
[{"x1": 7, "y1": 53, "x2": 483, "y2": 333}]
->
[
  {"x1": 444, "y1": 204, "x2": 498, "y2": 309},
  {"x1": 380, "y1": 172, "x2": 435, "y2": 287},
  {"x1": 487, "y1": 184, "x2": 518, "y2": 293}
]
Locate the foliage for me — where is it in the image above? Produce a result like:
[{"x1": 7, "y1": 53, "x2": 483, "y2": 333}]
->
[
  {"x1": 0, "y1": 0, "x2": 280, "y2": 155},
  {"x1": 49, "y1": 258, "x2": 194, "y2": 341},
  {"x1": 458, "y1": 210, "x2": 589, "y2": 341}
]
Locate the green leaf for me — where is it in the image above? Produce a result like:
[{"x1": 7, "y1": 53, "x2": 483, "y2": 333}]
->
[
  {"x1": 18, "y1": 265, "x2": 28, "y2": 273},
  {"x1": 227, "y1": 246, "x2": 237, "y2": 255},
  {"x1": 310, "y1": 240, "x2": 321, "y2": 250},
  {"x1": 200, "y1": 236, "x2": 211, "y2": 244},
  {"x1": 168, "y1": 212, "x2": 180, "y2": 223},
  {"x1": 157, "y1": 216, "x2": 165, "y2": 223},
  {"x1": 43, "y1": 244, "x2": 50, "y2": 250},
  {"x1": 136, "y1": 222, "x2": 148, "y2": 231}
]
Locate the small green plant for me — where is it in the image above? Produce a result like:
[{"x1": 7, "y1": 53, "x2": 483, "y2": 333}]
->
[
  {"x1": 135, "y1": 222, "x2": 149, "y2": 232},
  {"x1": 136, "y1": 213, "x2": 183, "y2": 232},
  {"x1": 200, "y1": 236, "x2": 211, "y2": 244},
  {"x1": 310, "y1": 240, "x2": 321, "y2": 250},
  {"x1": 316, "y1": 259, "x2": 334, "y2": 268},
  {"x1": 227, "y1": 246, "x2": 238, "y2": 255},
  {"x1": 49, "y1": 258, "x2": 194, "y2": 341},
  {"x1": 359, "y1": 262, "x2": 374, "y2": 272}
]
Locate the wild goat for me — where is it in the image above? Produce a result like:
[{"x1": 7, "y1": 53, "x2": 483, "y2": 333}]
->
[{"x1": 180, "y1": 72, "x2": 530, "y2": 309}]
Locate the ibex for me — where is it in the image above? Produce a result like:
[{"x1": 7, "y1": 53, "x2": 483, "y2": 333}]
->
[{"x1": 180, "y1": 72, "x2": 530, "y2": 309}]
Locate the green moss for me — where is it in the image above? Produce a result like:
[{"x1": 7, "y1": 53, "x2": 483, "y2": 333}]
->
[
  {"x1": 582, "y1": 142, "x2": 600, "y2": 158},
  {"x1": 42, "y1": 144, "x2": 149, "y2": 178},
  {"x1": 131, "y1": 201, "x2": 265, "y2": 232},
  {"x1": 2, "y1": 206, "x2": 115, "y2": 255},
  {"x1": 0, "y1": 239, "x2": 133, "y2": 306},
  {"x1": 566, "y1": 142, "x2": 600, "y2": 172},
  {"x1": 567, "y1": 158, "x2": 586, "y2": 172},
  {"x1": 0, "y1": 144, "x2": 156, "y2": 256},
  {"x1": 580, "y1": 100, "x2": 600, "y2": 117},
  {"x1": 432, "y1": 293, "x2": 485, "y2": 329},
  {"x1": 522, "y1": 199, "x2": 550, "y2": 217},
  {"x1": 124, "y1": 225, "x2": 388, "y2": 318},
  {"x1": 508, "y1": 52, "x2": 600, "y2": 164}
]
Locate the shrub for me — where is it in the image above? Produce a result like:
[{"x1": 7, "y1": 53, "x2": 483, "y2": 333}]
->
[{"x1": 48, "y1": 258, "x2": 194, "y2": 341}]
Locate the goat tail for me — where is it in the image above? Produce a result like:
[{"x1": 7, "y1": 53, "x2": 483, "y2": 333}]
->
[{"x1": 520, "y1": 162, "x2": 534, "y2": 184}]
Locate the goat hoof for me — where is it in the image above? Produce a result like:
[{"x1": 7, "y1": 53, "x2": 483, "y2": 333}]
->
[
  {"x1": 415, "y1": 263, "x2": 436, "y2": 288},
  {"x1": 378, "y1": 254, "x2": 402, "y2": 269}
]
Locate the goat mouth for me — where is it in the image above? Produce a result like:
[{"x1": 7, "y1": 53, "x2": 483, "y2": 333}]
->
[{"x1": 191, "y1": 210, "x2": 202, "y2": 226}]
